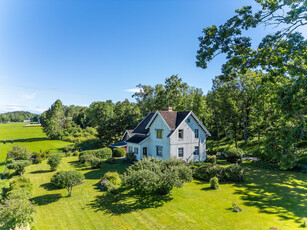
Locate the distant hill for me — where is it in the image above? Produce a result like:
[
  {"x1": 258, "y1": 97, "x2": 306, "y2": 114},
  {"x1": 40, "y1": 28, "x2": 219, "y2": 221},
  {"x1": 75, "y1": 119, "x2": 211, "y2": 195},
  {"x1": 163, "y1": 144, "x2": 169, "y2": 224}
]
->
[{"x1": 0, "y1": 111, "x2": 39, "y2": 123}]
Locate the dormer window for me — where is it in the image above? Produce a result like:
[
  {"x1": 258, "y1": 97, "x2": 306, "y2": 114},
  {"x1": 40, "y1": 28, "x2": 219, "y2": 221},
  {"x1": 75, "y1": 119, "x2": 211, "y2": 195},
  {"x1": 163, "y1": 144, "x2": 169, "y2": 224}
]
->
[
  {"x1": 156, "y1": 129, "x2": 163, "y2": 139},
  {"x1": 178, "y1": 129, "x2": 184, "y2": 139}
]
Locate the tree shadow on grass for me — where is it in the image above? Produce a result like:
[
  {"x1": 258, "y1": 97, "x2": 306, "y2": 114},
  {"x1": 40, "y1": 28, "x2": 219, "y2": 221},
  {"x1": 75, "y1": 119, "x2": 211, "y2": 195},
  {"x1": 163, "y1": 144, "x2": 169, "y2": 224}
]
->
[
  {"x1": 0, "y1": 137, "x2": 49, "y2": 143},
  {"x1": 88, "y1": 189, "x2": 173, "y2": 215},
  {"x1": 30, "y1": 170, "x2": 50, "y2": 174},
  {"x1": 31, "y1": 194, "x2": 62, "y2": 206},
  {"x1": 40, "y1": 182, "x2": 58, "y2": 191},
  {"x1": 233, "y1": 163, "x2": 307, "y2": 223}
]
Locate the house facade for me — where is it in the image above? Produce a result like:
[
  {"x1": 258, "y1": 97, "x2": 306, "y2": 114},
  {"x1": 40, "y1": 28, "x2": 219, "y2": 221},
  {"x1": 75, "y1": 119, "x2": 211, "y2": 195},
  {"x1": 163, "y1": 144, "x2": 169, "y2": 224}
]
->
[{"x1": 126, "y1": 107, "x2": 211, "y2": 162}]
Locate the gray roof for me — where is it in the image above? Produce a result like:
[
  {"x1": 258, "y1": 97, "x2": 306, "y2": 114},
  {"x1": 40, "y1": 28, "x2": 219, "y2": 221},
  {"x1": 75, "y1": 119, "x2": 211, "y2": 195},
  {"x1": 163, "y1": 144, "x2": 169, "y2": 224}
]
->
[{"x1": 126, "y1": 134, "x2": 148, "y2": 144}]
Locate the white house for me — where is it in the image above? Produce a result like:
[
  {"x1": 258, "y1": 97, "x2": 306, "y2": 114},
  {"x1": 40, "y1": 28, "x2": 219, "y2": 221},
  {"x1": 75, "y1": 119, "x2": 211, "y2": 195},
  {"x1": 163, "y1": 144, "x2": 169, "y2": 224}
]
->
[{"x1": 126, "y1": 107, "x2": 211, "y2": 162}]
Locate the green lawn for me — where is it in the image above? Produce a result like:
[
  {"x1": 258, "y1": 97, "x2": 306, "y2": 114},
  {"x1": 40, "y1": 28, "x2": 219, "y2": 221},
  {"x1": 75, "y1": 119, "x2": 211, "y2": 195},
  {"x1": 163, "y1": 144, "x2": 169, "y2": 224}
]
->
[
  {"x1": 0, "y1": 122, "x2": 71, "y2": 171},
  {"x1": 18, "y1": 157, "x2": 306, "y2": 230},
  {"x1": 1, "y1": 123, "x2": 306, "y2": 229}
]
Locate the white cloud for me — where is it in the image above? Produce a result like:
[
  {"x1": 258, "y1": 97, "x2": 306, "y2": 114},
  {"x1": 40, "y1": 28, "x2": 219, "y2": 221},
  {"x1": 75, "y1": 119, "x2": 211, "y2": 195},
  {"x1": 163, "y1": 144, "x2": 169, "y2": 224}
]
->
[
  {"x1": 124, "y1": 88, "x2": 142, "y2": 93},
  {"x1": 23, "y1": 93, "x2": 37, "y2": 100}
]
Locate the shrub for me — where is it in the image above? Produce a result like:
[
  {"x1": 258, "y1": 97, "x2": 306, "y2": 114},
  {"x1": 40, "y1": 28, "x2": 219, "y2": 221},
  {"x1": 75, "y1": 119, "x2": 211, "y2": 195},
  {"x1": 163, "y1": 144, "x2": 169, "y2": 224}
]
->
[
  {"x1": 126, "y1": 152, "x2": 136, "y2": 163},
  {"x1": 206, "y1": 155, "x2": 216, "y2": 164},
  {"x1": 31, "y1": 152, "x2": 43, "y2": 164},
  {"x1": 47, "y1": 153, "x2": 62, "y2": 171},
  {"x1": 106, "y1": 157, "x2": 118, "y2": 164},
  {"x1": 193, "y1": 164, "x2": 225, "y2": 181},
  {"x1": 86, "y1": 155, "x2": 102, "y2": 168},
  {"x1": 7, "y1": 160, "x2": 31, "y2": 176},
  {"x1": 78, "y1": 148, "x2": 112, "y2": 164},
  {"x1": 112, "y1": 148, "x2": 126, "y2": 157},
  {"x1": 63, "y1": 145, "x2": 75, "y2": 153},
  {"x1": 225, "y1": 148, "x2": 244, "y2": 163},
  {"x1": 232, "y1": 202, "x2": 242, "y2": 212},
  {"x1": 7, "y1": 145, "x2": 30, "y2": 161},
  {"x1": 51, "y1": 170, "x2": 85, "y2": 196},
  {"x1": 210, "y1": 177, "x2": 219, "y2": 190},
  {"x1": 123, "y1": 158, "x2": 192, "y2": 195},
  {"x1": 73, "y1": 151, "x2": 80, "y2": 156},
  {"x1": 100, "y1": 171, "x2": 121, "y2": 193},
  {"x1": 0, "y1": 195, "x2": 36, "y2": 229},
  {"x1": 95, "y1": 147, "x2": 112, "y2": 159},
  {"x1": 225, "y1": 164, "x2": 244, "y2": 182}
]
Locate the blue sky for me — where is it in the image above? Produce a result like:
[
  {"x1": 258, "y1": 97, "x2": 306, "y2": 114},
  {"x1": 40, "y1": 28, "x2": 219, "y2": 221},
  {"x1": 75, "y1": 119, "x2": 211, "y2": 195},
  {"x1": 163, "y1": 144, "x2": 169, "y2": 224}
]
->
[{"x1": 0, "y1": 0, "x2": 305, "y2": 114}]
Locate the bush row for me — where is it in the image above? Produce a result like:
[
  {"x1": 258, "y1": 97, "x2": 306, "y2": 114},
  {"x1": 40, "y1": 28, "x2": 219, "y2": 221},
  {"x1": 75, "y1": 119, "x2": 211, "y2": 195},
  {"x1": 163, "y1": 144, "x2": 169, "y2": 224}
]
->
[
  {"x1": 193, "y1": 163, "x2": 244, "y2": 182},
  {"x1": 78, "y1": 148, "x2": 112, "y2": 168}
]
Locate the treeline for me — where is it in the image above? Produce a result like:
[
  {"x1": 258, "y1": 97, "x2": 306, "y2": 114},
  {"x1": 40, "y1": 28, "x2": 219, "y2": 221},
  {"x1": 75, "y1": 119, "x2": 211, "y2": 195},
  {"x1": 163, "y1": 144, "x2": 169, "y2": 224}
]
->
[{"x1": 0, "y1": 111, "x2": 39, "y2": 123}]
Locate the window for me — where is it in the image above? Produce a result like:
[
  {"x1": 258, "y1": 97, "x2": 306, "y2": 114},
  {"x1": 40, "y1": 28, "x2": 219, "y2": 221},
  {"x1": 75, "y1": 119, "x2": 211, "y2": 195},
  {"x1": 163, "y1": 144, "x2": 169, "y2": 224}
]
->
[
  {"x1": 129, "y1": 146, "x2": 133, "y2": 153},
  {"x1": 156, "y1": 129, "x2": 163, "y2": 139},
  {"x1": 134, "y1": 147, "x2": 138, "y2": 154},
  {"x1": 156, "y1": 146, "x2": 163, "y2": 157},
  {"x1": 194, "y1": 146, "x2": 199, "y2": 155},
  {"x1": 178, "y1": 129, "x2": 184, "y2": 139},
  {"x1": 178, "y1": 148, "x2": 184, "y2": 157},
  {"x1": 195, "y1": 129, "x2": 199, "y2": 138},
  {"x1": 187, "y1": 118, "x2": 190, "y2": 123}
]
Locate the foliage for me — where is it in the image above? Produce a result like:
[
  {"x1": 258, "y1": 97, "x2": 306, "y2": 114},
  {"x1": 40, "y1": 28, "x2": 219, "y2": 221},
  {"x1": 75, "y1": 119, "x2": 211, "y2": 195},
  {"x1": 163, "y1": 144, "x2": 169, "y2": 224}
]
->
[
  {"x1": 86, "y1": 155, "x2": 102, "y2": 168},
  {"x1": 63, "y1": 145, "x2": 75, "y2": 153},
  {"x1": 224, "y1": 164, "x2": 244, "y2": 182},
  {"x1": 123, "y1": 158, "x2": 192, "y2": 196},
  {"x1": 210, "y1": 177, "x2": 219, "y2": 190},
  {"x1": 126, "y1": 152, "x2": 136, "y2": 163},
  {"x1": 225, "y1": 148, "x2": 244, "y2": 163},
  {"x1": 7, "y1": 160, "x2": 31, "y2": 176},
  {"x1": 112, "y1": 148, "x2": 126, "y2": 157},
  {"x1": 7, "y1": 145, "x2": 30, "y2": 161},
  {"x1": 78, "y1": 148, "x2": 112, "y2": 164},
  {"x1": 47, "y1": 153, "x2": 62, "y2": 171},
  {"x1": 51, "y1": 170, "x2": 85, "y2": 196},
  {"x1": 106, "y1": 157, "x2": 118, "y2": 164},
  {"x1": 196, "y1": 0, "x2": 306, "y2": 170},
  {"x1": 41, "y1": 99, "x2": 66, "y2": 140},
  {"x1": 100, "y1": 171, "x2": 121, "y2": 193},
  {"x1": 231, "y1": 202, "x2": 242, "y2": 213},
  {"x1": 0, "y1": 177, "x2": 35, "y2": 229},
  {"x1": 206, "y1": 155, "x2": 216, "y2": 164},
  {"x1": 0, "y1": 111, "x2": 38, "y2": 123},
  {"x1": 193, "y1": 164, "x2": 225, "y2": 181},
  {"x1": 0, "y1": 195, "x2": 36, "y2": 229}
]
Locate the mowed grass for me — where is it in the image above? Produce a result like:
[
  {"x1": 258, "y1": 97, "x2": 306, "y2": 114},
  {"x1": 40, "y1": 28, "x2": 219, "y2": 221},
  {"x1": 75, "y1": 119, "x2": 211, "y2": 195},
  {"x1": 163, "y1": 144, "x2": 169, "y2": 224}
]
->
[
  {"x1": 0, "y1": 122, "x2": 71, "y2": 171},
  {"x1": 20, "y1": 157, "x2": 306, "y2": 230},
  {"x1": 2, "y1": 123, "x2": 307, "y2": 229}
]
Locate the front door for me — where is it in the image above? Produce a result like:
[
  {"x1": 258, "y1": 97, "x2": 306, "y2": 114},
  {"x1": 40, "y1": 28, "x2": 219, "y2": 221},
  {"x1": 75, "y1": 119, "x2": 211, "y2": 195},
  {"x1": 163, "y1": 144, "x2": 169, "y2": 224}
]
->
[{"x1": 143, "y1": 147, "x2": 147, "y2": 158}]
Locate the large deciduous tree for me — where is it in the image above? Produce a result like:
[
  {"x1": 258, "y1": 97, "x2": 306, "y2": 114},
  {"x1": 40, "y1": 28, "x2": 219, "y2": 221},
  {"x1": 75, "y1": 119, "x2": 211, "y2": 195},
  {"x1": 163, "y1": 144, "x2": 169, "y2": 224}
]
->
[{"x1": 41, "y1": 99, "x2": 66, "y2": 140}]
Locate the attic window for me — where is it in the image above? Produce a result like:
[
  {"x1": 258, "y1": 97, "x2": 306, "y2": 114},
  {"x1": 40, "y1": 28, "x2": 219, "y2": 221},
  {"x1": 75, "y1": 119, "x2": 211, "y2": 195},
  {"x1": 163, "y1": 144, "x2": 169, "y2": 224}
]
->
[
  {"x1": 156, "y1": 129, "x2": 163, "y2": 139},
  {"x1": 187, "y1": 118, "x2": 190, "y2": 123},
  {"x1": 178, "y1": 129, "x2": 184, "y2": 139}
]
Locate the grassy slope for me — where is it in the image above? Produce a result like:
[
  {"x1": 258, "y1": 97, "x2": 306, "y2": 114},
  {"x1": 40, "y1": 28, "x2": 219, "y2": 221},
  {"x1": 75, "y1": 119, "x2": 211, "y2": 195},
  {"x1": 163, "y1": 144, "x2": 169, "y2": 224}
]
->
[
  {"x1": 22, "y1": 157, "x2": 306, "y2": 230},
  {"x1": 0, "y1": 123, "x2": 71, "y2": 171}
]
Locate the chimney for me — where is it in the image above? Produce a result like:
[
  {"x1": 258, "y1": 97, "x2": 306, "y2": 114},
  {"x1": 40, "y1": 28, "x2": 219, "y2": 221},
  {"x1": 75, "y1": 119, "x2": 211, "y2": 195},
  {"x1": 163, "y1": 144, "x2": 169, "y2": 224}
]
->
[{"x1": 166, "y1": 107, "x2": 172, "y2": 111}]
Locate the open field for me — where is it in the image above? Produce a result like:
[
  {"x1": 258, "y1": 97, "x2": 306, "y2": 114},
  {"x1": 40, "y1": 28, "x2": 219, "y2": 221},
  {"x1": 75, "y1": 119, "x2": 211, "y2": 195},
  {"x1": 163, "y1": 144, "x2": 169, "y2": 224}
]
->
[
  {"x1": 0, "y1": 123, "x2": 71, "y2": 171},
  {"x1": 1, "y1": 123, "x2": 306, "y2": 229}
]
